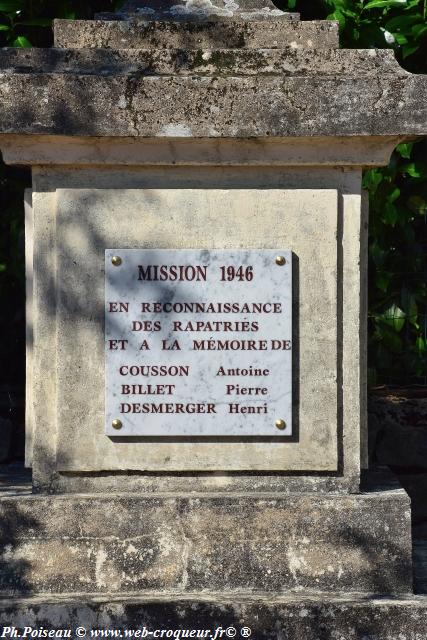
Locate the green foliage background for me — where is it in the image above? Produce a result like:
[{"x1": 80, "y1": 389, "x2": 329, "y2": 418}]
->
[
  {"x1": 279, "y1": 0, "x2": 427, "y2": 387},
  {"x1": 0, "y1": 0, "x2": 426, "y2": 390}
]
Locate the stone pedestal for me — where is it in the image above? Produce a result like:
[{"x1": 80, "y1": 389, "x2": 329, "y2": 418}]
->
[
  {"x1": 0, "y1": 484, "x2": 413, "y2": 596},
  {"x1": 0, "y1": 0, "x2": 426, "y2": 634}
]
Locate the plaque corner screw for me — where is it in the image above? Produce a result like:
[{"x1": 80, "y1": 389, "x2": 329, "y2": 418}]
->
[
  {"x1": 111, "y1": 256, "x2": 122, "y2": 267},
  {"x1": 112, "y1": 419, "x2": 123, "y2": 430},
  {"x1": 275, "y1": 419, "x2": 286, "y2": 430},
  {"x1": 275, "y1": 255, "x2": 286, "y2": 266}
]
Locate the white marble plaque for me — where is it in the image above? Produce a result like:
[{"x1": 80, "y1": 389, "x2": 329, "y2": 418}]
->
[{"x1": 105, "y1": 249, "x2": 292, "y2": 436}]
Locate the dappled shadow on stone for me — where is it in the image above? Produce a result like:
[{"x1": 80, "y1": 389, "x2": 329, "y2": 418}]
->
[{"x1": 0, "y1": 499, "x2": 37, "y2": 595}]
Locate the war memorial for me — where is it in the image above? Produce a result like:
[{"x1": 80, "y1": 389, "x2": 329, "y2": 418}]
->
[{"x1": 0, "y1": 0, "x2": 426, "y2": 635}]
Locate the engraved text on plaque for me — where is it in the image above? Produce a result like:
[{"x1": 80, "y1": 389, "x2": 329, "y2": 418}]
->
[{"x1": 105, "y1": 249, "x2": 292, "y2": 436}]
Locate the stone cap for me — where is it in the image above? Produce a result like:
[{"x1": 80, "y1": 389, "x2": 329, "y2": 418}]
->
[
  {"x1": 54, "y1": 18, "x2": 337, "y2": 50},
  {"x1": 109, "y1": 0, "x2": 298, "y2": 22},
  {"x1": 0, "y1": 45, "x2": 425, "y2": 139},
  {"x1": 0, "y1": 10, "x2": 426, "y2": 145}
]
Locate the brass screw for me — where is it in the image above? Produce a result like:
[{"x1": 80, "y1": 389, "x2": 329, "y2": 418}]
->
[
  {"x1": 112, "y1": 419, "x2": 123, "y2": 430},
  {"x1": 275, "y1": 419, "x2": 286, "y2": 430},
  {"x1": 111, "y1": 256, "x2": 122, "y2": 267},
  {"x1": 275, "y1": 256, "x2": 286, "y2": 266}
]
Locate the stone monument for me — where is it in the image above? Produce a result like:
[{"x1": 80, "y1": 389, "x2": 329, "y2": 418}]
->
[{"x1": 0, "y1": 0, "x2": 426, "y2": 635}]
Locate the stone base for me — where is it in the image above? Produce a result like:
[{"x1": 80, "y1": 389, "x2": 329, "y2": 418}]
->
[
  {"x1": 0, "y1": 471, "x2": 423, "y2": 637},
  {"x1": 0, "y1": 488, "x2": 412, "y2": 596},
  {"x1": 0, "y1": 593, "x2": 426, "y2": 639}
]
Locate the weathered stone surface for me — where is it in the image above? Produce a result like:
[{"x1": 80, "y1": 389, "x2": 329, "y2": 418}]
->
[
  {"x1": 0, "y1": 71, "x2": 425, "y2": 138},
  {"x1": 0, "y1": 47, "x2": 408, "y2": 77},
  {"x1": 43, "y1": 473, "x2": 364, "y2": 495},
  {"x1": 54, "y1": 19, "x2": 338, "y2": 49},
  {"x1": 17, "y1": 165, "x2": 364, "y2": 491},
  {"x1": 0, "y1": 593, "x2": 426, "y2": 638},
  {"x1": 0, "y1": 490, "x2": 412, "y2": 596},
  {"x1": 0, "y1": 135, "x2": 403, "y2": 167},
  {"x1": 115, "y1": 0, "x2": 298, "y2": 22},
  {"x1": 31, "y1": 185, "x2": 344, "y2": 482}
]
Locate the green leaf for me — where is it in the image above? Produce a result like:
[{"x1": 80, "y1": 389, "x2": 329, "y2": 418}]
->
[
  {"x1": 363, "y1": 169, "x2": 383, "y2": 191},
  {"x1": 12, "y1": 34, "x2": 31, "y2": 47},
  {"x1": 396, "y1": 142, "x2": 413, "y2": 158},
  {"x1": 407, "y1": 195, "x2": 427, "y2": 214},
  {"x1": 375, "y1": 272, "x2": 391, "y2": 292},
  {"x1": 393, "y1": 32, "x2": 409, "y2": 44},
  {"x1": 385, "y1": 14, "x2": 421, "y2": 31},
  {"x1": 402, "y1": 291, "x2": 419, "y2": 327},
  {"x1": 381, "y1": 201, "x2": 398, "y2": 226},
  {"x1": 0, "y1": 264, "x2": 6, "y2": 273},
  {"x1": 387, "y1": 186, "x2": 401, "y2": 203},
  {"x1": 363, "y1": 0, "x2": 408, "y2": 10},
  {"x1": 0, "y1": 23, "x2": 9, "y2": 30},
  {"x1": 326, "y1": 9, "x2": 346, "y2": 27},
  {"x1": 400, "y1": 162, "x2": 427, "y2": 178},
  {"x1": 402, "y1": 44, "x2": 419, "y2": 58},
  {"x1": 341, "y1": 8, "x2": 359, "y2": 18},
  {"x1": 415, "y1": 337, "x2": 426, "y2": 353},
  {"x1": 412, "y1": 23, "x2": 427, "y2": 38},
  {"x1": 381, "y1": 304, "x2": 406, "y2": 332}
]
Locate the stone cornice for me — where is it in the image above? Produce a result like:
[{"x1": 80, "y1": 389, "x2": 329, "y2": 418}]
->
[{"x1": 0, "y1": 66, "x2": 425, "y2": 139}]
